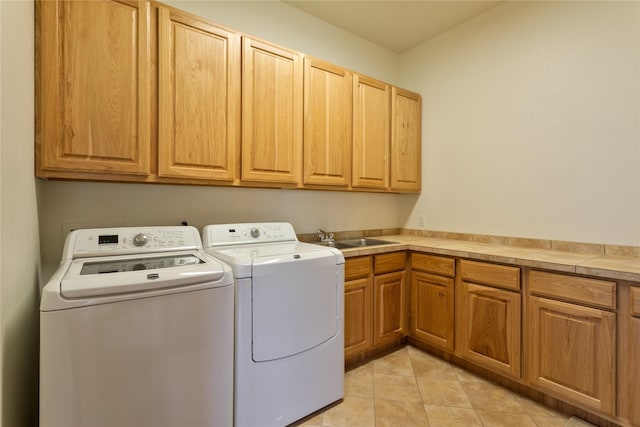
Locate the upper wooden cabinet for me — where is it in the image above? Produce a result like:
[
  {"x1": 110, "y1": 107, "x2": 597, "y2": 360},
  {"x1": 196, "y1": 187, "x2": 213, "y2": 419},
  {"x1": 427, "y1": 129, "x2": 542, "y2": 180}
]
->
[
  {"x1": 36, "y1": 1, "x2": 421, "y2": 192},
  {"x1": 391, "y1": 88, "x2": 421, "y2": 192},
  {"x1": 36, "y1": 0, "x2": 151, "y2": 176},
  {"x1": 158, "y1": 7, "x2": 240, "y2": 181},
  {"x1": 303, "y1": 57, "x2": 352, "y2": 187},
  {"x1": 352, "y1": 75, "x2": 390, "y2": 190},
  {"x1": 241, "y1": 37, "x2": 303, "y2": 185}
]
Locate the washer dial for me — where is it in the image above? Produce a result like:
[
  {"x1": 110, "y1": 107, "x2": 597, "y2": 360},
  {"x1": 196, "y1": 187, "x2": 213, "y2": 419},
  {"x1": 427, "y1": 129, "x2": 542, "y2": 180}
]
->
[{"x1": 133, "y1": 233, "x2": 149, "y2": 247}]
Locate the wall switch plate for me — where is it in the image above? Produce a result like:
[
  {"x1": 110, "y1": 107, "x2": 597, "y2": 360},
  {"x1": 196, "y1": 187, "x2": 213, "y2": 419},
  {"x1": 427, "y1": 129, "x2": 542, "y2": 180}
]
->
[{"x1": 418, "y1": 215, "x2": 425, "y2": 227}]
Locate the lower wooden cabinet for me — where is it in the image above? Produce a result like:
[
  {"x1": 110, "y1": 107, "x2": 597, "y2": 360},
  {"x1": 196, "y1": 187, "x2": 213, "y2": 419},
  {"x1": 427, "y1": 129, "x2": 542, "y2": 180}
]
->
[
  {"x1": 456, "y1": 260, "x2": 521, "y2": 379},
  {"x1": 403, "y1": 253, "x2": 631, "y2": 424},
  {"x1": 630, "y1": 286, "x2": 640, "y2": 426},
  {"x1": 344, "y1": 252, "x2": 407, "y2": 360},
  {"x1": 373, "y1": 252, "x2": 407, "y2": 345},
  {"x1": 344, "y1": 256, "x2": 373, "y2": 359},
  {"x1": 410, "y1": 253, "x2": 455, "y2": 351},
  {"x1": 526, "y1": 270, "x2": 616, "y2": 417},
  {"x1": 374, "y1": 270, "x2": 406, "y2": 345}
]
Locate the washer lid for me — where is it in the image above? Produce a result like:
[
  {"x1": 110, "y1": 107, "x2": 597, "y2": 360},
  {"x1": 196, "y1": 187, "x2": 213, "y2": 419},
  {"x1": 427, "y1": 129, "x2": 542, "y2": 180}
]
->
[{"x1": 60, "y1": 251, "x2": 227, "y2": 298}]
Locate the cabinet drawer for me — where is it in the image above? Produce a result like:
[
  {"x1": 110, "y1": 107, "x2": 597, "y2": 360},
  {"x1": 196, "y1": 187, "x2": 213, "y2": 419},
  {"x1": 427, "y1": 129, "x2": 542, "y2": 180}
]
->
[
  {"x1": 460, "y1": 260, "x2": 520, "y2": 291},
  {"x1": 374, "y1": 252, "x2": 406, "y2": 275},
  {"x1": 630, "y1": 286, "x2": 640, "y2": 317},
  {"x1": 529, "y1": 270, "x2": 616, "y2": 310},
  {"x1": 345, "y1": 256, "x2": 371, "y2": 281},
  {"x1": 412, "y1": 253, "x2": 455, "y2": 277}
]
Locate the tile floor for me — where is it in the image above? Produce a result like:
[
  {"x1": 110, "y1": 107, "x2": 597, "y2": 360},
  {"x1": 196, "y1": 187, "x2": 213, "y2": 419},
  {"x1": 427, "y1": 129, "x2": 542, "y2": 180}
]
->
[{"x1": 299, "y1": 345, "x2": 595, "y2": 427}]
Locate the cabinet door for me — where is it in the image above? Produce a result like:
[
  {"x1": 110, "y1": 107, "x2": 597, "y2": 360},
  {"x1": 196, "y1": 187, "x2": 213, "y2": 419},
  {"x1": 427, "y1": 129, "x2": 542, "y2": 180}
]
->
[
  {"x1": 37, "y1": 0, "x2": 151, "y2": 176},
  {"x1": 374, "y1": 271, "x2": 406, "y2": 345},
  {"x1": 158, "y1": 8, "x2": 240, "y2": 180},
  {"x1": 303, "y1": 57, "x2": 351, "y2": 187},
  {"x1": 344, "y1": 277, "x2": 373, "y2": 358},
  {"x1": 411, "y1": 271, "x2": 454, "y2": 351},
  {"x1": 391, "y1": 88, "x2": 421, "y2": 192},
  {"x1": 457, "y1": 281, "x2": 521, "y2": 379},
  {"x1": 630, "y1": 287, "x2": 640, "y2": 426},
  {"x1": 352, "y1": 74, "x2": 390, "y2": 190},
  {"x1": 242, "y1": 37, "x2": 302, "y2": 184},
  {"x1": 527, "y1": 296, "x2": 616, "y2": 416}
]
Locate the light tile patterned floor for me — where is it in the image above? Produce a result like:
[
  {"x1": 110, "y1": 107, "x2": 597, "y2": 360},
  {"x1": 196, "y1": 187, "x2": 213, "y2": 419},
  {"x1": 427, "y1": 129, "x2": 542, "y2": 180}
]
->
[{"x1": 300, "y1": 346, "x2": 594, "y2": 427}]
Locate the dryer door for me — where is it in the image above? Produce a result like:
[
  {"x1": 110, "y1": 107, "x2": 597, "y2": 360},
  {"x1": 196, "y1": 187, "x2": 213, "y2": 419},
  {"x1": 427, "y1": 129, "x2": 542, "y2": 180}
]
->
[{"x1": 251, "y1": 251, "x2": 338, "y2": 362}]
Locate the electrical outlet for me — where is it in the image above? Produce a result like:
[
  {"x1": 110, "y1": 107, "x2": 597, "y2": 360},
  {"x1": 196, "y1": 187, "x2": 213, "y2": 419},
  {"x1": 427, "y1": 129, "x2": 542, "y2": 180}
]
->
[
  {"x1": 62, "y1": 223, "x2": 89, "y2": 238},
  {"x1": 418, "y1": 215, "x2": 425, "y2": 227}
]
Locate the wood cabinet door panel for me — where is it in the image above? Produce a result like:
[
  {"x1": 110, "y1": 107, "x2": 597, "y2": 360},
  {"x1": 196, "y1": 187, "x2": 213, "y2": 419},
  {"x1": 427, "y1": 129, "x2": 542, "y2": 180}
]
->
[
  {"x1": 632, "y1": 286, "x2": 640, "y2": 316},
  {"x1": 457, "y1": 281, "x2": 521, "y2": 378},
  {"x1": 527, "y1": 296, "x2": 616, "y2": 416},
  {"x1": 391, "y1": 87, "x2": 421, "y2": 192},
  {"x1": 352, "y1": 75, "x2": 390, "y2": 189},
  {"x1": 158, "y1": 8, "x2": 240, "y2": 180},
  {"x1": 374, "y1": 271, "x2": 406, "y2": 345},
  {"x1": 411, "y1": 271, "x2": 454, "y2": 351},
  {"x1": 344, "y1": 277, "x2": 373, "y2": 358},
  {"x1": 630, "y1": 312, "x2": 640, "y2": 425},
  {"x1": 242, "y1": 37, "x2": 302, "y2": 184},
  {"x1": 37, "y1": 0, "x2": 150, "y2": 175},
  {"x1": 303, "y1": 58, "x2": 351, "y2": 186}
]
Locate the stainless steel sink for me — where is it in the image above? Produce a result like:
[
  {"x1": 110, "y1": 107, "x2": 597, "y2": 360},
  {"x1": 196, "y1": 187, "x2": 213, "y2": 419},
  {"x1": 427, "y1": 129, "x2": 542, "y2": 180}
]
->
[
  {"x1": 338, "y1": 238, "x2": 397, "y2": 247},
  {"x1": 313, "y1": 241, "x2": 354, "y2": 249},
  {"x1": 313, "y1": 238, "x2": 398, "y2": 250}
]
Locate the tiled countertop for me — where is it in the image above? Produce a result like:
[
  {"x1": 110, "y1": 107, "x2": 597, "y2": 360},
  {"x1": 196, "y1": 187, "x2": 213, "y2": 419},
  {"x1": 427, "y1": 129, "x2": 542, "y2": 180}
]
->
[{"x1": 338, "y1": 234, "x2": 640, "y2": 282}]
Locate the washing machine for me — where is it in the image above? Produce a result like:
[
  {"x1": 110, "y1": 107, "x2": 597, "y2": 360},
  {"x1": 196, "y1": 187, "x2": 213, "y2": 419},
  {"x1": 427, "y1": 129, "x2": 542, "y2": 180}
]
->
[
  {"x1": 40, "y1": 226, "x2": 234, "y2": 427},
  {"x1": 203, "y1": 222, "x2": 345, "y2": 427}
]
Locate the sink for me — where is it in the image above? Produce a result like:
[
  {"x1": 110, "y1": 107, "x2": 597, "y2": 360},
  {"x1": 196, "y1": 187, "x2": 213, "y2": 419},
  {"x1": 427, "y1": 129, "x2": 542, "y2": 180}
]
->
[
  {"x1": 313, "y1": 241, "x2": 354, "y2": 249},
  {"x1": 337, "y1": 238, "x2": 398, "y2": 247},
  {"x1": 313, "y1": 238, "x2": 398, "y2": 250}
]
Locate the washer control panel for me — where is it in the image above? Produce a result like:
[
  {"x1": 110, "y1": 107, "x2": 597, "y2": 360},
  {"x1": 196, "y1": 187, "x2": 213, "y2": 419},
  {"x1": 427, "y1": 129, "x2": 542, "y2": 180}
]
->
[
  {"x1": 64, "y1": 226, "x2": 202, "y2": 259},
  {"x1": 203, "y1": 223, "x2": 298, "y2": 247}
]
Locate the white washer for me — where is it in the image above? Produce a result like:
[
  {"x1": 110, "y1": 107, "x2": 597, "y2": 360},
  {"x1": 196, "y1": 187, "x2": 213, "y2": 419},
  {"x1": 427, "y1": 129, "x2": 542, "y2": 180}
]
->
[
  {"x1": 40, "y1": 226, "x2": 234, "y2": 427},
  {"x1": 203, "y1": 222, "x2": 345, "y2": 427}
]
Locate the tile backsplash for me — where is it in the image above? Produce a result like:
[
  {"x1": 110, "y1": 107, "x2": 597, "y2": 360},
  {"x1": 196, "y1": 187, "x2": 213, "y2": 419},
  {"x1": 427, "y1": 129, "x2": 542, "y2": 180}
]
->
[{"x1": 299, "y1": 228, "x2": 640, "y2": 258}]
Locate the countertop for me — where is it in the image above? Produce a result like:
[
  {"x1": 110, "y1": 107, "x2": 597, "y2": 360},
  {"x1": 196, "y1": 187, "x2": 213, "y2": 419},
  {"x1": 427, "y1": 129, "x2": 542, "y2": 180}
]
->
[{"x1": 338, "y1": 234, "x2": 640, "y2": 282}]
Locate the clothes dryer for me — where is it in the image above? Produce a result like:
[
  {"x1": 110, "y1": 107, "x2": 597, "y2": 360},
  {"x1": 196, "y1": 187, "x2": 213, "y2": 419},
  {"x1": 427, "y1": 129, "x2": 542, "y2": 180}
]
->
[{"x1": 203, "y1": 222, "x2": 345, "y2": 427}]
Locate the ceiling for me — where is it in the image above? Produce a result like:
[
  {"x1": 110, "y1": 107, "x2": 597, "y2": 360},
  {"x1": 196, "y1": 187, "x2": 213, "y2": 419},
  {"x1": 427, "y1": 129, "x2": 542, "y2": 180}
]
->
[{"x1": 284, "y1": 1, "x2": 501, "y2": 53}]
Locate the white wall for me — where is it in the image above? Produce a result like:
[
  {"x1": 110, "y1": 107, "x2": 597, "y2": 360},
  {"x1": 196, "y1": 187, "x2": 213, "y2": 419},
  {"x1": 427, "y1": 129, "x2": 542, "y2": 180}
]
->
[
  {"x1": 39, "y1": 182, "x2": 400, "y2": 279},
  {"x1": 398, "y1": 1, "x2": 640, "y2": 246},
  {"x1": 1, "y1": 1, "x2": 40, "y2": 425},
  {"x1": 37, "y1": 1, "x2": 402, "y2": 279}
]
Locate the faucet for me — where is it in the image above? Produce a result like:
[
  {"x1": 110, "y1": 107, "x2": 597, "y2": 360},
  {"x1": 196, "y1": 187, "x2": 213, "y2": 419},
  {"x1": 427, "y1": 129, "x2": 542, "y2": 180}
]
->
[{"x1": 317, "y1": 229, "x2": 334, "y2": 242}]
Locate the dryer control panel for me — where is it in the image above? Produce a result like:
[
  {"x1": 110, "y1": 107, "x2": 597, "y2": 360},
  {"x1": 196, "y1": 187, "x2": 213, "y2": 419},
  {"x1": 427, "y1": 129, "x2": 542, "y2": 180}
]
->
[
  {"x1": 63, "y1": 226, "x2": 202, "y2": 259},
  {"x1": 203, "y1": 223, "x2": 298, "y2": 247}
]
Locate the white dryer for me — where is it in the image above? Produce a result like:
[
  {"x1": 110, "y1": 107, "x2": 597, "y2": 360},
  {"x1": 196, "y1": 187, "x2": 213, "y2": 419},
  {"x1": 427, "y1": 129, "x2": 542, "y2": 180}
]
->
[
  {"x1": 203, "y1": 222, "x2": 345, "y2": 427},
  {"x1": 40, "y1": 226, "x2": 234, "y2": 427}
]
